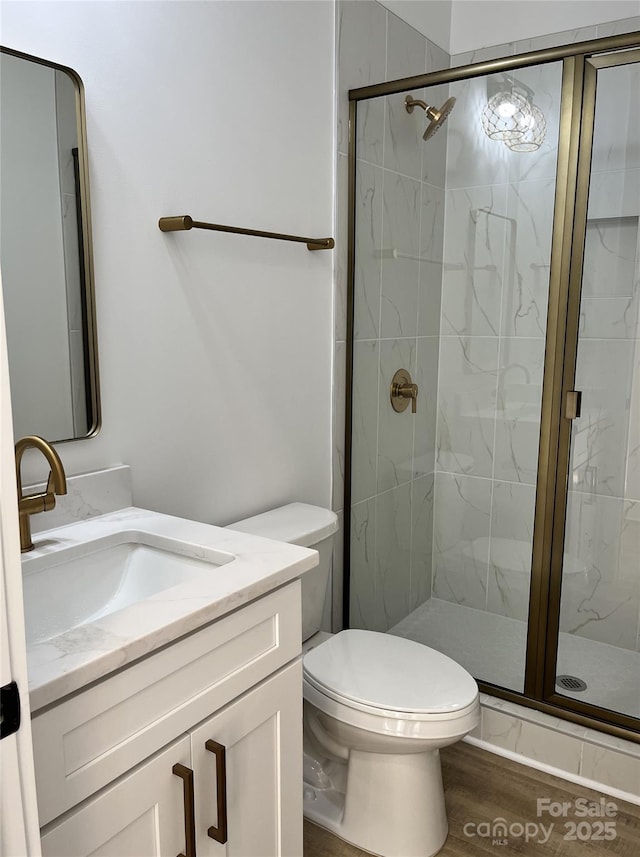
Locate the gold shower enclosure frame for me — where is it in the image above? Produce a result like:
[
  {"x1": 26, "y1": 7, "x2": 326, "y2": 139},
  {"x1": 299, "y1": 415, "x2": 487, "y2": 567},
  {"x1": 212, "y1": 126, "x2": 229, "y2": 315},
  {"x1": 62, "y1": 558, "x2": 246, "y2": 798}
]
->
[{"x1": 344, "y1": 31, "x2": 640, "y2": 740}]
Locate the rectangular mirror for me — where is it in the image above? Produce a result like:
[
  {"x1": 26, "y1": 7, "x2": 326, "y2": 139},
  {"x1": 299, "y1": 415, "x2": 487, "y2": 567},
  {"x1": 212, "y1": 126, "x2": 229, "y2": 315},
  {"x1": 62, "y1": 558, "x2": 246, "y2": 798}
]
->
[{"x1": 1, "y1": 46, "x2": 100, "y2": 442}]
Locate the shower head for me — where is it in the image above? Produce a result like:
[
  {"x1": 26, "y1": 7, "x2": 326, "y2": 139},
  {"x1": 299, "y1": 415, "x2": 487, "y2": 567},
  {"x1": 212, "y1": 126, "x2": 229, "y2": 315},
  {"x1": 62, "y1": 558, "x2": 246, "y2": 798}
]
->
[{"x1": 405, "y1": 95, "x2": 456, "y2": 140}]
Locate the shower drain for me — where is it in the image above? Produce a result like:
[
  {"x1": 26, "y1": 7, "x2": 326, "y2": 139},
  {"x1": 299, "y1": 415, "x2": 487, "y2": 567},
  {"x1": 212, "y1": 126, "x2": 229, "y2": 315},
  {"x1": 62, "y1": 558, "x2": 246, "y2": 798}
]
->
[{"x1": 556, "y1": 675, "x2": 588, "y2": 692}]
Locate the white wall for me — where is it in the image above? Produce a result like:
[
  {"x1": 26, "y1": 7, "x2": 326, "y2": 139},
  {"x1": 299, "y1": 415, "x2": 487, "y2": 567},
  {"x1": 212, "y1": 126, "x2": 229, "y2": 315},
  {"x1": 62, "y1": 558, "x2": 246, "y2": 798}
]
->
[
  {"x1": 450, "y1": 0, "x2": 639, "y2": 53},
  {"x1": 2, "y1": 1, "x2": 335, "y2": 525},
  {"x1": 380, "y1": 0, "x2": 640, "y2": 54}
]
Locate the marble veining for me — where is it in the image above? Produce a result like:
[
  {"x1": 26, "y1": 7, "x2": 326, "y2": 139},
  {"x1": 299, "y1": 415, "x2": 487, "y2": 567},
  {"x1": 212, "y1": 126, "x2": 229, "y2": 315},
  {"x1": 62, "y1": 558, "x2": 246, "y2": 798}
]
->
[
  {"x1": 385, "y1": 9, "x2": 427, "y2": 81},
  {"x1": 441, "y1": 187, "x2": 507, "y2": 337},
  {"x1": 572, "y1": 338, "x2": 636, "y2": 498},
  {"x1": 354, "y1": 160, "x2": 383, "y2": 341},
  {"x1": 436, "y1": 336, "x2": 498, "y2": 478},
  {"x1": 486, "y1": 481, "x2": 537, "y2": 622},
  {"x1": 380, "y1": 172, "x2": 421, "y2": 338},
  {"x1": 413, "y1": 337, "x2": 439, "y2": 475},
  {"x1": 23, "y1": 507, "x2": 317, "y2": 711},
  {"x1": 580, "y1": 216, "x2": 639, "y2": 340},
  {"x1": 375, "y1": 483, "x2": 412, "y2": 629},
  {"x1": 377, "y1": 338, "x2": 416, "y2": 492},
  {"x1": 28, "y1": 465, "x2": 132, "y2": 534},
  {"x1": 349, "y1": 497, "x2": 384, "y2": 631},
  {"x1": 500, "y1": 180, "x2": 556, "y2": 338},
  {"x1": 410, "y1": 473, "x2": 434, "y2": 609},
  {"x1": 385, "y1": 91, "x2": 424, "y2": 180},
  {"x1": 351, "y1": 340, "x2": 379, "y2": 505},
  {"x1": 432, "y1": 473, "x2": 491, "y2": 610},
  {"x1": 337, "y1": 0, "x2": 385, "y2": 158}
]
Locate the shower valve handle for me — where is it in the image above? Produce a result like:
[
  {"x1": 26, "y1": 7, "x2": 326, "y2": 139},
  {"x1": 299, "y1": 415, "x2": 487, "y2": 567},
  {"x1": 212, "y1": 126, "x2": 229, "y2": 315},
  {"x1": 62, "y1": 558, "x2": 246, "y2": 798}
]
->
[
  {"x1": 394, "y1": 383, "x2": 418, "y2": 413},
  {"x1": 390, "y1": 370, "x2": 418, "y2": 413}
]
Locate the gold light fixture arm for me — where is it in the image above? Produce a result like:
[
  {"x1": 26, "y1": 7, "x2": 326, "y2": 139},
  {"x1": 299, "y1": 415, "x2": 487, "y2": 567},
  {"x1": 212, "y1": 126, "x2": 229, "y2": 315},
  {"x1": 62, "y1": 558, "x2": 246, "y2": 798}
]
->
[
  {"x1": 158, "y1": 215, "x2": 334, "y2": 251},
  {"x1": 15, "y1": 435, "x2": 67, "y2": 552}
]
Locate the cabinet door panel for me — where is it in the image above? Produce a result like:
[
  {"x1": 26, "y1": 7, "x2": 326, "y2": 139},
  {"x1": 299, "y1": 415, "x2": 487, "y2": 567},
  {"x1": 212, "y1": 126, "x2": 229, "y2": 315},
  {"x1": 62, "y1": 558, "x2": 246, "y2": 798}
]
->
[
  {"x1": 41, "y1": 737, "x2": 190, "y2": 857},
  {"x1": 33, "y1": 582, "x2": 301, "y2": 826},
  {"x1": 192, "y1": 661, "x2": 302, "y2": 857}
]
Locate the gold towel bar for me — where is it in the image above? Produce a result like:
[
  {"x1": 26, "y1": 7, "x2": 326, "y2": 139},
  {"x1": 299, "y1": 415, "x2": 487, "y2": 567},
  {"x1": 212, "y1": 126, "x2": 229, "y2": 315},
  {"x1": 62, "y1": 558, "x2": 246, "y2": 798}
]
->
[{"x1": 158, "y1": 215, "x2": 334, "y2": 251}]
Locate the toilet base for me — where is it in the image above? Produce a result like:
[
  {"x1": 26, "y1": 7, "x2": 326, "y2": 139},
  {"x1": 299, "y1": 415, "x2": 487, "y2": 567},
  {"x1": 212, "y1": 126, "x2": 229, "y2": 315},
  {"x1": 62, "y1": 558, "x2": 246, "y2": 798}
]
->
[{"x1": 302, "y1": 749, "x2": 448, "y2": 857}]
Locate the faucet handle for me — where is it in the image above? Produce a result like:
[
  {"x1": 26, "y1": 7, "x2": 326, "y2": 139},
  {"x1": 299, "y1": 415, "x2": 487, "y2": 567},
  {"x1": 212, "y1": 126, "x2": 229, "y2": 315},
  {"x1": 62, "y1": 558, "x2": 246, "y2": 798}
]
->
[
  {"x1": 390, "y1": 369, "x2": 419, "y2": 414},
  {"x1": 45, "y1": 469, "x2": 59, "y2": 499},
  {"x1": 43, "y1": 472, "x2": 58, "y2": 511},
  {"x1": 408, "y1": 383, "x2": 419, "y2": 413}
]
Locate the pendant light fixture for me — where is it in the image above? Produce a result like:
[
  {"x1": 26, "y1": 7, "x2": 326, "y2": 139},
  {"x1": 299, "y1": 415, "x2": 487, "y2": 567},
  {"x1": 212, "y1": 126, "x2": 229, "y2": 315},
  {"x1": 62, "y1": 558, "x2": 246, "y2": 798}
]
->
[{"x1": 481, "y1": 74, "x2": 547, "y2": 152}]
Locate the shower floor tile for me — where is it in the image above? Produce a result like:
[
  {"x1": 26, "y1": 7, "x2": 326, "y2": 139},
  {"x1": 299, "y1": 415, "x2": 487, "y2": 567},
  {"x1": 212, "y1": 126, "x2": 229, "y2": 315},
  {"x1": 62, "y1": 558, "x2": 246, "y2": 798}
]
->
[
  {"x1": 390, "y1": 598, "x2": 528, "y2": 692},
  {"x1": 389, "y1": 598, "x2": 640, "y2": 719}
]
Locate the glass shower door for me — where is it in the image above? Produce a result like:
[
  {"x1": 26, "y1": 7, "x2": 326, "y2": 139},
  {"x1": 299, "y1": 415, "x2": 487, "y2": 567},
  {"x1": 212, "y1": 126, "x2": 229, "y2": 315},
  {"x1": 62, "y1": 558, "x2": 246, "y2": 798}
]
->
[
  {"x1": 554, "y1": 52, "x2": 640, "y2": 720},
  {"x1": 348, "y1": 59, "x2": 564, "y2": 695}
]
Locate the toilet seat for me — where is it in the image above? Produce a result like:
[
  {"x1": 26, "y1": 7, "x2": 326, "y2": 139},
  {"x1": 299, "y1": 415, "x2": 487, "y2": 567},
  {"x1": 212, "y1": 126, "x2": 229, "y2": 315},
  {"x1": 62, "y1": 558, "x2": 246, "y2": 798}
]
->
[
  {"x1": 303, "y1": 630, "x2": 479, "y2": 732},
  {"x1": 303, "y1": 630, "x2": 480, "y2": 855}
]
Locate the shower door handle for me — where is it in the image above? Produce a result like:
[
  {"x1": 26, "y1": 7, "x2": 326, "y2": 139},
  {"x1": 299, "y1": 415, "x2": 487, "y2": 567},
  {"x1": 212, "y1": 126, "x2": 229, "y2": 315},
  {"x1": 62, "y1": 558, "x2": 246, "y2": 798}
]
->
[{"x1": 565, "y1": 390, "x2": 582, "y2": 420}]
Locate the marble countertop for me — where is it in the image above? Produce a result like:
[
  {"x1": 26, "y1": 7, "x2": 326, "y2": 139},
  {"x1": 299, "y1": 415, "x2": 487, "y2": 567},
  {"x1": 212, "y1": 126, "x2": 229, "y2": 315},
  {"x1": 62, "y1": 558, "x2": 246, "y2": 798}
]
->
[{"x1": 23, "y1": 507, "x2": 318, "y2": 712}]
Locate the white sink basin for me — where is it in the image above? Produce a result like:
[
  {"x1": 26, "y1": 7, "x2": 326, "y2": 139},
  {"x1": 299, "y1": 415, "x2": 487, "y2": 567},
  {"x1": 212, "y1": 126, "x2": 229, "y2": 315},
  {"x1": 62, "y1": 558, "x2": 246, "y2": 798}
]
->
[
  {"x1": 22, "y1": 507, "x2": 318, "y2": 712},
  {"x1": 22, "y1": 531, "x2": 234, "y2": 646}
]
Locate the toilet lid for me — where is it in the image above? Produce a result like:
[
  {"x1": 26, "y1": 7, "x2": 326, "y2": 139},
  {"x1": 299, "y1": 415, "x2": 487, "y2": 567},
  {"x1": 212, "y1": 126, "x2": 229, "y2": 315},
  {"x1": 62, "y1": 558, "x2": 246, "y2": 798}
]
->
[{"x1": 303, "y1": 630, "x2": 478, "y2": 714}]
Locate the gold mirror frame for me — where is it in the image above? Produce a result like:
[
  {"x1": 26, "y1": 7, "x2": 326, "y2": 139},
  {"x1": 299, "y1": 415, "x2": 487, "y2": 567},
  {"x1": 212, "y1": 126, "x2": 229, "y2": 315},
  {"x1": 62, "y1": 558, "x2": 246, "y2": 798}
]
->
[
  {"x1": 0, "y1": 46, "x2": 100, "y2": 441},
  {"x1": 345, "y1": 31, "x2": 640, "y2": 741}
]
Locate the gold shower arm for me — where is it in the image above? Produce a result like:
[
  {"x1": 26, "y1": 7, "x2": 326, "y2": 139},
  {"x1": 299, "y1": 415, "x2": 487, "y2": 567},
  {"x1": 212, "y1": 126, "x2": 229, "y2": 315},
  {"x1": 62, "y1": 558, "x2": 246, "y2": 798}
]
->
[{"x1": 158, "y1": 215, "x2": 334, "y2": 251}]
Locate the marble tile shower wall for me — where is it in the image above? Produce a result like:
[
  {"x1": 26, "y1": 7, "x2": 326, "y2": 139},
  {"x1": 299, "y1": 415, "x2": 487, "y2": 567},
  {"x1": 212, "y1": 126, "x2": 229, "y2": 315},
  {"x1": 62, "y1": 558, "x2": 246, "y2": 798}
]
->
[
  {"x1": 337, "y1": 9, "x2": 640, "y2": 639},
  {"x1": 432, "y1": 59, "x2": 563, "y2": 622},
  {"x1": 441, "y1": 18, "x2": 640, "y2": 649},
  {"x1": 335, "y1": 1, "x2": 450, "y2": 631}
]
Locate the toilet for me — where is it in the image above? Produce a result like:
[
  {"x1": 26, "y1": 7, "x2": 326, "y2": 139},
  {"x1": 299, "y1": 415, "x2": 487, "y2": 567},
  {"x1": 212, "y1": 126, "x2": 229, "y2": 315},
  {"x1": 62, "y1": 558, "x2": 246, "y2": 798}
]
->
[{"x1": 227, "y1": 503, "x2": 480, "y2": 857}]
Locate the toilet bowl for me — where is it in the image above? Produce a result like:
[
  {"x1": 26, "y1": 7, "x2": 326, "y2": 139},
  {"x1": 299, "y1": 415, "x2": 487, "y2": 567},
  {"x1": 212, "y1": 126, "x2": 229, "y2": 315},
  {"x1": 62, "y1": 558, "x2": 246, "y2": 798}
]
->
[
  {"x1": 302, "y1": 629, "x2": 478, "y2": 857},
  {"x1": 227, "y1": 504, "x2": 480, "y2": 857}
]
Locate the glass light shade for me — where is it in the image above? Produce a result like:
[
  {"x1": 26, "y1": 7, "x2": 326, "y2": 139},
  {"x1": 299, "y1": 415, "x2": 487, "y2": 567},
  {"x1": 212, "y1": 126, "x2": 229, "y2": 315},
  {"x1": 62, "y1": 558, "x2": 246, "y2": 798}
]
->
[
  {"x1": 481, "y1": 89, "x2": 532, "y2": 141},
  {"x1": 505, "y1": 103, "x2": 547, "y2": 152}
]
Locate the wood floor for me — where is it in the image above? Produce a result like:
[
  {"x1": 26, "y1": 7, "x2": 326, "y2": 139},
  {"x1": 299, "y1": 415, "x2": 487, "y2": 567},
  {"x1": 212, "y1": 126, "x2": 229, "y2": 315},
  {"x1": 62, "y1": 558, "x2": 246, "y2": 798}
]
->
[{"x1": 303, "y1": 742, "x2": 640, "y2": 856}]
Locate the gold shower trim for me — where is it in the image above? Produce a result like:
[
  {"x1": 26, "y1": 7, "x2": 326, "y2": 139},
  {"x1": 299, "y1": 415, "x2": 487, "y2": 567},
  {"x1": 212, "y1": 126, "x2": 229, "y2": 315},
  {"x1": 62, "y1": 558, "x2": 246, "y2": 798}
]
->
[
  {"x1": 539, "y1": 47, "x2": 640, "y2": 735},
  {"x1": 344, "y1": 31, "x2": 640, "y2": 741},
  {"x1": 347, "y1": 31, "x2": 640, "y2": 101},
  {"x1": 158, "y1": 215, "x2": 334, "y2": 251}
]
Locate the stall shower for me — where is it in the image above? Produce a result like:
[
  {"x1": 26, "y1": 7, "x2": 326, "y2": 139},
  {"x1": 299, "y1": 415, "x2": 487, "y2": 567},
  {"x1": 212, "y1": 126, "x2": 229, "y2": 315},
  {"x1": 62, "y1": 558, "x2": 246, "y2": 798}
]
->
[{"x1": 345, "y1": 34, "x2": 640, "y2": 733}]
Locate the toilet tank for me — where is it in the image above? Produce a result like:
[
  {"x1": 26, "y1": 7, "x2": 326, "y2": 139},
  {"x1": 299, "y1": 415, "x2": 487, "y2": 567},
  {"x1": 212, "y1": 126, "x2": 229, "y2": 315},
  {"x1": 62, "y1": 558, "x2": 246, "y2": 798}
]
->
[{"x1": 226, "y1": 503, "x2": 338, "y2": 641}]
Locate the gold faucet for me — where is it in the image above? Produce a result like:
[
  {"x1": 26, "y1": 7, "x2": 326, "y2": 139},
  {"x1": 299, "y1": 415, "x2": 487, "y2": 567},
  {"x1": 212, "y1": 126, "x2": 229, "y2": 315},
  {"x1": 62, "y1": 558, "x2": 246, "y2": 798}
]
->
[{"x1": 15, "y1": 436, "x2": 67, "y2": 552}]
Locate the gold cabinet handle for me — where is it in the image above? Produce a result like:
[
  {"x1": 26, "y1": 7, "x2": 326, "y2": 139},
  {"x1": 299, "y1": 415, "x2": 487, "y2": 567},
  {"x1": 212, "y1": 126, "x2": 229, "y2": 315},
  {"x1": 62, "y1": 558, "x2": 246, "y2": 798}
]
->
[
  {"x1": 173, "y1": 763, "x2": 197, "y2": 857},
  {"x1": 205, "y1": 739, "x2": 228, "y2": 844}
]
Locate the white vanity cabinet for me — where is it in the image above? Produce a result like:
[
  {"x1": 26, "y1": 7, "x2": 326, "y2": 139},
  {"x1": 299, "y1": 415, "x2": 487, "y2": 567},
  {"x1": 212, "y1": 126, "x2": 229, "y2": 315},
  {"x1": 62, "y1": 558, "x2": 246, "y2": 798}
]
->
[
  {"x1": 32, "y1": 583, "x2": 303, "y2": 857},
  {"x1": 40, "y1": 735, "x2": 191, "y2": 856},
  {"x1": 191, "y1": 662, "x2": 302, "y2": 856}
]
